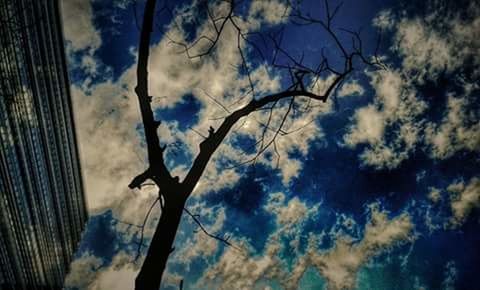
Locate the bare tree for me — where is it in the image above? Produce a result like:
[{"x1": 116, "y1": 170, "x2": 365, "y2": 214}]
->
[{"x1": 130, "y1": 0, "x2": 382, "y2": 289}]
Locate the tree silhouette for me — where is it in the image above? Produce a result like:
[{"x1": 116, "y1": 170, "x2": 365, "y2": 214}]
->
[{"x1": 130, "y1": 0, "x2": 382, "y2": 289}]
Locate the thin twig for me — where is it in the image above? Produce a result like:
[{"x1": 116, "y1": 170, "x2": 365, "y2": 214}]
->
[{"x1": 183, "y1": 207, "x2": 241, "y2": 251}]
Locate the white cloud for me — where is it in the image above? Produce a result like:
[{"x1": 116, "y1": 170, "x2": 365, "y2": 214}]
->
[
  {"x1": 394, "y1": 19, "x2": 454, "y2": 82},
  {"x1": 286, "y1": 203, "x2": 415, "y2": 290},
  {"x1": 202, "y1": 199, "x2": 415, "y2": 290},
  {"x1": 61, "y1": 0, "x2": 101, "y2": 52},
  {"x1": 249, "y1": 0, "x2": 291, "y2": 26},
  {"x1": 338, "y1": 79, "x2": 365, "y2": 98},
  {"x1": 344, "y1": 105, "x2": 385, "y2": 146},
  {"x1": 372, "y1": 9, "x2": 395, "y2": 30},
  {"x1": 343, "y1": 70, "x2": 426, "y2": 169},
  {"x1": 201, "y1": 192, "x2": 319, "y2": 289},
  {"x1": 264, "y1": 192, "x2": 319, "y2": 233},
  {"x1": 447, "y1": 177, "x2": 480, "y2": 227},
  {"x1": 425, "y1": 95, "x2": 480, "y2": 159},
  {"x1": 393, "y1": 4, "x2": 480, "y2": 82},
  {"x1": 347, "y1": 74, "x2": 479, "y2": 168},
  {"x1": 62, "y1": 0, "x2": 104, "y2": 75},
  {"x1": 203, "y1": 240, "x2": 283, "y2": 290},
  {"x1": 67, "y1": 251, "x2": 140, "y2": 290},
  {"x1": 424, "y1": 177, "x2": 480, "y2": 232},
  {"x1": 70, "y1": 79, "x2": 147, "y2": 214},
  {"x1": 428, "y1": 187, "x2": 441, "y2": 203},
  {"x1": 64, "y1": 252, "x2": 103, "y2": 289},
  {"x1": 88, "y1": 254, "x2": 138, "y2": 290},
  {"x1": 174, "y1": 205, "x2": 227, "y2": 266},
  {"x1": 346, "y1": 4, "x2": 480, "y2": 169}
]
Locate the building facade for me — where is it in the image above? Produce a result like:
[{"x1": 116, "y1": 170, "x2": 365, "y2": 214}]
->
[{"x1": 0, "y1": 0, "x2": 88, "y2": 289}]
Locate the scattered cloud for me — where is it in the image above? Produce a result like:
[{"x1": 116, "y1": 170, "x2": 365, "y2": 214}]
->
[
  {"x1": 69, "y1": 77, "x2": 147, "y2": 214},
  {"x1": 345, "y1": 2, "x2": 480, "y2": 168},
  {"x1": 66, "y1": 251, "x2": 139, "y2": 290},
  {"x1": 87, "y1": 252, "x2": 138, "y2": 290},
  {"x1": 62, "y1": 0, "x2": 101, "y2": 52},
  {"x1": 442, "y1": 260, "x2": 458, "y2": 290},
  {"x1": 393, "y1": 4, "x2": 480, "y2": 82},
  {"x1": 427, "y1": 187, "x2": 441, "y2": 203},
  {"x1": 203, "y1": 198, "x2": 414, "y2": 290},
  {"x1": 174, "y1": 205, "x2": 227, "y2": 266},
  {"x1": 372, "y1": 9, "x2": 395, "y2": 30},
  {"x1": 344, "y1": 105, "x2": 385, "y2": 146},
  {"x1": 203, "y1": 240, "x2": 283, "y2": 290},
  {"x1": 447, "y1": 177, "x2": 480, "y2": 227},
  {"x1": 425, "y1": 94, "x2": 480, "y2": 159},
  {"x1": 286, "y1": 203, "x2": 415, "y2": 290},
  {"x1": 65, "y1": 252, "x2": 103, "y2": 289},
  {"x1": 338, "y1": 79, "x2": 365, "y2": 98},
  {"x1": 264, "y1": 192, "x2": 320, "y2": 238},
  {"x1": 248, "y1": 0, "x2": 291, "y2": 26},
  {"x1": 343, "y1": 69, "x2": 426, "y2": 169},
  {"x1": 62, "y1": 0, "x2": 104, "y2": 76},
  {"x1": 201, "y1": 191, "x2": 319, "y2": 289}
]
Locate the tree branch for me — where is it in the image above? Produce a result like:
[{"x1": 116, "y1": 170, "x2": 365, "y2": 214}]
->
[
  {"x1": 132, "y1": 0, "x2": 174, "y2": 190},
  {"x1": 129, "y1": 169, "x2": 153, "y2": 189},
  {"x1": 181, "y1": 73, "x2": 348, "y2": 193},
  {"x1": 183, "y1": 207, "x2": 240, "y2": 251}
]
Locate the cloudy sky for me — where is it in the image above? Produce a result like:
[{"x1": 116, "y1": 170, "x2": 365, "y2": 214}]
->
[{"x1": 59, "y1": 0, "x2": 479, "y2": 289}]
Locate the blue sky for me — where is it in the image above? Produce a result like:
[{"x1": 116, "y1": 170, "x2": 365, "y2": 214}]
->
[{"x1": 60, "y1": 0, "x2": 479, "y2": 289}]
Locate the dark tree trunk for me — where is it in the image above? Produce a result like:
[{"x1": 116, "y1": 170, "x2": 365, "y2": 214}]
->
[{"x1": 135, "y1": 191, "x2": 186, "y2": 290}]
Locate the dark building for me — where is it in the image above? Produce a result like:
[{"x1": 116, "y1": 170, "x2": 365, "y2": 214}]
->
[{"x1": 0, "y1": 0, "x2": 88, "y2": 289}]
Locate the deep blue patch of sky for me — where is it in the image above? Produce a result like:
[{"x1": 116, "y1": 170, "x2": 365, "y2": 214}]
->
[
  {"x1": 90, "y1": 0, "x2": 139, "y2": 80},
  {"x1": 204, "y1": 165, "x2": 277, "y2": 252},
  {"x1": 75, "y1": 210, "x2": 125, "y2": 263},
  {"x1": 154, "y1": 93, "x2": 202, "y2": 131}
]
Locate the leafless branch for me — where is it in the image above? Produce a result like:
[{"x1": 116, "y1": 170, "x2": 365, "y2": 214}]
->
[
  {"x1": 113, "y1": 197, "x2": 161, "y2": 262},
  {"x1": 183, "y1": 207, "x2": 241, "y2": 251},
  {"x1": 201, "y1": 89, "x2": 231, "y2": 113},
  {"x1": 135, "y1": 197, "x2": 161, "y2": 261}
]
